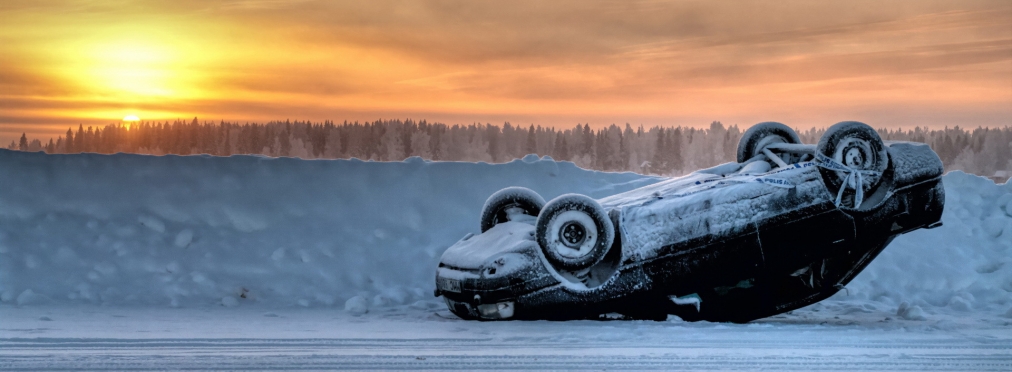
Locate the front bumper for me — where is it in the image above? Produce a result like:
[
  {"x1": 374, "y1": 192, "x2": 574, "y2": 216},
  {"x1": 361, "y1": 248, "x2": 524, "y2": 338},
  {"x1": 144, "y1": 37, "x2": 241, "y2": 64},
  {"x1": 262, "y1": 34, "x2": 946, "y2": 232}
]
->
[{"x1": 443, "y1": 297, "x2": 516, "y2": 320}]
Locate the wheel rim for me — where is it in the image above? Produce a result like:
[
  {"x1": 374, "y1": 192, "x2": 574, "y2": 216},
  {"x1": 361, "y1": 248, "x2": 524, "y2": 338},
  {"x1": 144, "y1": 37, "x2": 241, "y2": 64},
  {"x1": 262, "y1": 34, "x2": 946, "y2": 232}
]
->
[
  {"x1": 560, "y1": 221, "x2": 587, "y2": 249},
  {"x1": 832, "y1": 138, "x2": 876, "y2": 189},
  {"x1": 834, "y1": 138, "x2": 874, "y2": 170},
  {"x1": 815, "y1": 121, "x2": 889, "y2": 209},
  {"x1": 547, "y1": 210, "x2": 599, "y2": 259},
  {"x1": 844, "y1": 147, "x2": 864, "y2": 167}
]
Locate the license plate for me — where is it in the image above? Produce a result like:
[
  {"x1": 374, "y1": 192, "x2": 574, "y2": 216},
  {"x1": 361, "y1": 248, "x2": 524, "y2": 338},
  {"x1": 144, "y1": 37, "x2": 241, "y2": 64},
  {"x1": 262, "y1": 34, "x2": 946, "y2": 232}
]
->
[{"x1": 437, "y1": 277, "x2": 461, "y2": 293}]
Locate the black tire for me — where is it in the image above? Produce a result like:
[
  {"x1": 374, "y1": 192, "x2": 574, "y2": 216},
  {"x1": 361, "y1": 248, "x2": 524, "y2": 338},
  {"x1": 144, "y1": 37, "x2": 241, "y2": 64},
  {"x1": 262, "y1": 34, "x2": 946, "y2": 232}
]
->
[
  {"x1": 480, "y1": 187, "x2": 545, "y2": 232},
  {"x1": 816, "y1": 121, "x2": 889, "y2": 205},
  {"x1": 737, "y1": 122, "x2": 802, "y2": 163},
  {"x1": 536, "y1": 194, "x2": 614, "y2": 271}
]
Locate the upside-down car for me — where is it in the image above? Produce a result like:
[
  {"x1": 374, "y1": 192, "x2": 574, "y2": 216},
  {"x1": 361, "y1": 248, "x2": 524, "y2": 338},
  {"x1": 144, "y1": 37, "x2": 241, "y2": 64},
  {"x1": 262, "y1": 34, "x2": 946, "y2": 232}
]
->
[{"x1": 434, "y1": 121, "x2": 944, "y2": 322}]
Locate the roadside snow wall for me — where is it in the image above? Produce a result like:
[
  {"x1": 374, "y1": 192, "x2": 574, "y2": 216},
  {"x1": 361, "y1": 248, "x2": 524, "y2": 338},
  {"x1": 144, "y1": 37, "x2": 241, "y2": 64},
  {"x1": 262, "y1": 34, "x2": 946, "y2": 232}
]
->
[
  {"x1": 1, "y1": 149, "x2": 1010, "y2": 317},
  {"x1": 823, "y1": 170, "x2": 1012, "y2": 318},
  {"x1": 0, "y1": 150, "x2": 656, "y2": 309}
]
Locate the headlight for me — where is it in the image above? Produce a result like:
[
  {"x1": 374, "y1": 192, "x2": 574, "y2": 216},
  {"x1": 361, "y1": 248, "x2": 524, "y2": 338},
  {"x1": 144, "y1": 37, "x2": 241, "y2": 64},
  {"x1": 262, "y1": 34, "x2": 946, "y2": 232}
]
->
[{"x1": 476, "y1": 301, "x2": 515, "y2": 319}]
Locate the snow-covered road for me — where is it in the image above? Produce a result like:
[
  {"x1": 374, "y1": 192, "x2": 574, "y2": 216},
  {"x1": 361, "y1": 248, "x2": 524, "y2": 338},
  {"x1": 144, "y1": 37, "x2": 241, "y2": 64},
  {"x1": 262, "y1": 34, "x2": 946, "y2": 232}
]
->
[{"x1": 2, "y1": 307, "x2": 1010, "y2": 371}]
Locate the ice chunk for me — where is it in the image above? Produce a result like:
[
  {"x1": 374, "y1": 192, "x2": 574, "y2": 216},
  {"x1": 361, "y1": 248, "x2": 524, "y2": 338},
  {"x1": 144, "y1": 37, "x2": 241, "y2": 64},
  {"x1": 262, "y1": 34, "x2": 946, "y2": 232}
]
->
[
  {"x1": 897, "y1": 302, "x2": 926, "y2": 321},
  {"x1": 138, "y1": 215, "x2": 165, "y2": 233},
  {"x1": 16, "y1": 289, "x2": 51, "y2": 306},
  {"x1": 271, "y1": 248, "x2": 286, "y2": 261},
  {"x1": 345, "y1": 296, "x2": 368, "y2": 315},
  {"x1": 948, "y1": 296, "x2": 972, "y2": 311},
  {"x1": 221, "y1": 296, "x2": 239, "y2": 307},
  {"x1": 25, "y1": 254, "x2": 39, "y2": 269},
  {"x1": 982, "y1": 216, "x2": 1006, "y2": 238},
  {"x1": 670, "y1": 294, "x2": 702, "y2": 312},
  {"x1": 174, "y1": 229, "x2": 194, "y2": 248},
  {"x1": 315, "y1": 293, "x2": 336, "y2": 305}
]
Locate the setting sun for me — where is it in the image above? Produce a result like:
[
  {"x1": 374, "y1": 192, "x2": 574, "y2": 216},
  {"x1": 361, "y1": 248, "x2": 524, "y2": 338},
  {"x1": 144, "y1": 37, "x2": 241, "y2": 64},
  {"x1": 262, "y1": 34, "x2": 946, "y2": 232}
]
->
[{"x1": 123, "y1": 115, "x2": 140, "y2": 122}]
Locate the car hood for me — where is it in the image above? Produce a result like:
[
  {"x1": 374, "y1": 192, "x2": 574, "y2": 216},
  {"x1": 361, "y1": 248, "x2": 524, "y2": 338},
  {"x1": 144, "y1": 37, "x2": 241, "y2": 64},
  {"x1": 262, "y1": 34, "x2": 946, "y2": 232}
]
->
[{"x1": 439, "y1": 222, "x2": 539, "y2": 270}]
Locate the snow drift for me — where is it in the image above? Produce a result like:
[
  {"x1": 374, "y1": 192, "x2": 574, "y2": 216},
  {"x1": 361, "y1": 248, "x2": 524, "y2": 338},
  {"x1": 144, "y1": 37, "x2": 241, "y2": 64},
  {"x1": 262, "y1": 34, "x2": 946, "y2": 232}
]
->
[
  {"x1": 0, "y1": 150, "x2": 656, "y2": 310},
  {"x1": 1, "y1": 149, "x2": 1009, "y2": 318},
  {"x1": 822, "y1": 170, "x2": 1012, "y2": 318}
]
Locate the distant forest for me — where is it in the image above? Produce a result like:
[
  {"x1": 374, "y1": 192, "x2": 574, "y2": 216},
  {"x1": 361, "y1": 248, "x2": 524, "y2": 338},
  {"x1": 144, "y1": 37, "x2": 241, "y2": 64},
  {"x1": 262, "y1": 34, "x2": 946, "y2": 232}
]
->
[{"x1": 9, "y1": 118, "x2": 1012, "y2": 178}]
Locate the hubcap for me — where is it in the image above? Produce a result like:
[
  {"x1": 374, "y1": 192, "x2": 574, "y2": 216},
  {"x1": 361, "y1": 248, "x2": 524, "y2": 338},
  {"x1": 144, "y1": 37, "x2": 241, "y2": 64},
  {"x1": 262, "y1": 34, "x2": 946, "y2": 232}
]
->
[
  {"x1": 844, "y1": 147, "x2": 865, "y2": 168},
  {"x1": 560, "y1": 221, "x2": 587, "y2": 249}
]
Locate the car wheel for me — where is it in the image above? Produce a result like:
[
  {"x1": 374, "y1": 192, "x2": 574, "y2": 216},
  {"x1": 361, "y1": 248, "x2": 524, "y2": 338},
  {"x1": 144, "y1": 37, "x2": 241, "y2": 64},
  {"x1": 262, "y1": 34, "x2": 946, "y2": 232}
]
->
[
  {"x1": 736, "y1": 122, "x2": 802, "y2": 164},
  {"x1": 816, "y1": 121, "x2": 889, "y2": 208},
  {"x1": 480, "y1": 187, "x2": 545, "y2": 232},
  {"x1": 536, "y1": 194, "x2": 614, "y2": 272}
]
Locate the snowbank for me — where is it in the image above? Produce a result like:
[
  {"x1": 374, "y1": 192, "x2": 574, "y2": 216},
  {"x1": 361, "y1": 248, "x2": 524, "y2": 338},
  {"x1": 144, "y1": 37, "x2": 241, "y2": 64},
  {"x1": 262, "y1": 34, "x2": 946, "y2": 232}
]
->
[
  {"x1": 1, "y1": 150, "x2": 1009, "y2": 319},
  {"x1": 823, "y1": 171, "x2": 1012, "y2": 318},
  {"x1": 0, "y1": 150, "x2": 656, "y2": 310}
]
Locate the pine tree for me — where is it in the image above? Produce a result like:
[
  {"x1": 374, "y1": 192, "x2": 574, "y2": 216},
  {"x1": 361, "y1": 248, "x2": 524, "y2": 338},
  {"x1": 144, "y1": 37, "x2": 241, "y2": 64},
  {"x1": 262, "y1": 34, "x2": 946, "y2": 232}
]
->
[
  {"x1": 670, "y1": 127, "x2": 683, "y2": 173},
  {"x1": 621, "y1": 124, "x2": 633, "y2": 170},
  {"x1": 401, "y1": 119, "x2": 414, "y2": 158},
  {"x1": 651, "y1": 128, "x2": 667, "y2": 174},
  {"x1": 430, "y1": 125, "x2": 443, "y2": 160},
  {"x1": 279, "y1": 127, "x2": 292, "y2": 157},
  {"x1": 76, "y1": 125, "x2": 85, "y2": 152},
  {"x1": 487, "y1": 125, "x2": 500, "y2": 162},
  {"x1": 525, "y1": 124, "x2": 537, "y2": 155},
  {"x1": 65, "y1": 128, "x2": 75, "y2": 153},
  {"x1": 18, "y1": 133, "x2": 28, "y2": 151},
  {"x1": 553, "y1": 132, "x2": 568, "y2": 161}
]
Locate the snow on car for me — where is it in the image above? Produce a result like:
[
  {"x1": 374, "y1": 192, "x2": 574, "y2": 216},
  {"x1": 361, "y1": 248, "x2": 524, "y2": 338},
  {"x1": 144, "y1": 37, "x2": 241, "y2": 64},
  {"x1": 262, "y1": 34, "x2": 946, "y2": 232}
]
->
[{"x1": 435, "y1": 121, "x2": 946, "y2": 322}]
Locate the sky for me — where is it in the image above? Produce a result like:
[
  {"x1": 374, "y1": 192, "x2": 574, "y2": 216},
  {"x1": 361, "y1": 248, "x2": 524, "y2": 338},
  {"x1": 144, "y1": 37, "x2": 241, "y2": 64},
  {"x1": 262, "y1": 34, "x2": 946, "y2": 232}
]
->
[{"x1": 1, "y1": 0, "x2": 1010, "y2": 144}]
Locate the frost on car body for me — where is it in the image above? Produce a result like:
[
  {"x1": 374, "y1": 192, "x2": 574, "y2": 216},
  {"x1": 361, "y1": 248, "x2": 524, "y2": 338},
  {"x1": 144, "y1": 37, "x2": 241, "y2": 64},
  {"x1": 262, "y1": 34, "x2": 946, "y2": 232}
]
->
[{"x1": 435, "y1": 122, "x2": 945, "y2": 322}]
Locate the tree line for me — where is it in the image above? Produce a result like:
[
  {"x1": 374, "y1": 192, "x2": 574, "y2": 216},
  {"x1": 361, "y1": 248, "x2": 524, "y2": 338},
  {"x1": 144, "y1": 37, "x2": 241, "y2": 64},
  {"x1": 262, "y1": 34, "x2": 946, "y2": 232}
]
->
[{"x1": 8, "y1": 118, "x2": 1012, "y2": 178}]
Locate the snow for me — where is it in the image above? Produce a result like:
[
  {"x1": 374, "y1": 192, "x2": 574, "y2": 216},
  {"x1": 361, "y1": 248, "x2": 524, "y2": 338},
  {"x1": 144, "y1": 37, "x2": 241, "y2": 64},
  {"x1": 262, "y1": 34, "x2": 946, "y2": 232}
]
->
[
  {"x1": 1, "y1": 150, "x2": 1009, "y2": 316},
  {"x1": 826, "y1": 170, "x2": 1012, "y2": 318},
  {"x1": 0, "y1": 149, "x2": 656, "y2": 310},
  {"x1": 1, "y1": 306, "x2": 1009, "y2": 370},
  {"x1": 887, "y1": 141, "x2": 946, "y2": 186},
  {"x1": 438, "y1": 222, "x2": 537, "y2": 269},
  {"x1": 2, "y1": 149, "x2": 1011, "y2": 369},
  {"x1": 670, "y1": 293, "x2": 702, "y2": 312}
]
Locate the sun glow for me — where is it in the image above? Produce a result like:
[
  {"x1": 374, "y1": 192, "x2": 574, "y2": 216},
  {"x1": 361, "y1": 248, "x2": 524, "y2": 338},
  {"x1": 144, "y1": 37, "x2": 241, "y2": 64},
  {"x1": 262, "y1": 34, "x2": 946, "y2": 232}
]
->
[
  {"x1": 122, "y1": 115, "x2": 140, "y2": 130},
  {"x1": 81, "y1": 40, "x2": 178, "y2": 97}
]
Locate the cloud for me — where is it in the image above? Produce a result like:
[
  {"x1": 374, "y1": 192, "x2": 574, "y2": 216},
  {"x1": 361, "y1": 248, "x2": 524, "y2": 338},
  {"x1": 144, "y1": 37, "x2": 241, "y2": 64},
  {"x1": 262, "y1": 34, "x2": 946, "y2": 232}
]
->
[{"x1": 1, "y1": 0, "x2": 1010, "y2": 144}]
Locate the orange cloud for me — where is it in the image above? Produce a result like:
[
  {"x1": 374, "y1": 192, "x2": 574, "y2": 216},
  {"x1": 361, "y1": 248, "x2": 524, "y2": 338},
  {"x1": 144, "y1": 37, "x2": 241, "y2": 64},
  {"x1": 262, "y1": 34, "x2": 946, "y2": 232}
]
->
[{"x1": 1, "y1": 0, "x2": 1010, "y2": 144}]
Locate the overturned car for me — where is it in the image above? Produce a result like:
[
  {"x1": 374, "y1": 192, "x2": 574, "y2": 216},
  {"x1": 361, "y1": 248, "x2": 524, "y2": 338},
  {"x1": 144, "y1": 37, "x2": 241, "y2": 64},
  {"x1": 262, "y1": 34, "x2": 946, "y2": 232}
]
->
[{"x1": 434, "y1": 121, "x2": 945, "y2": 322}]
